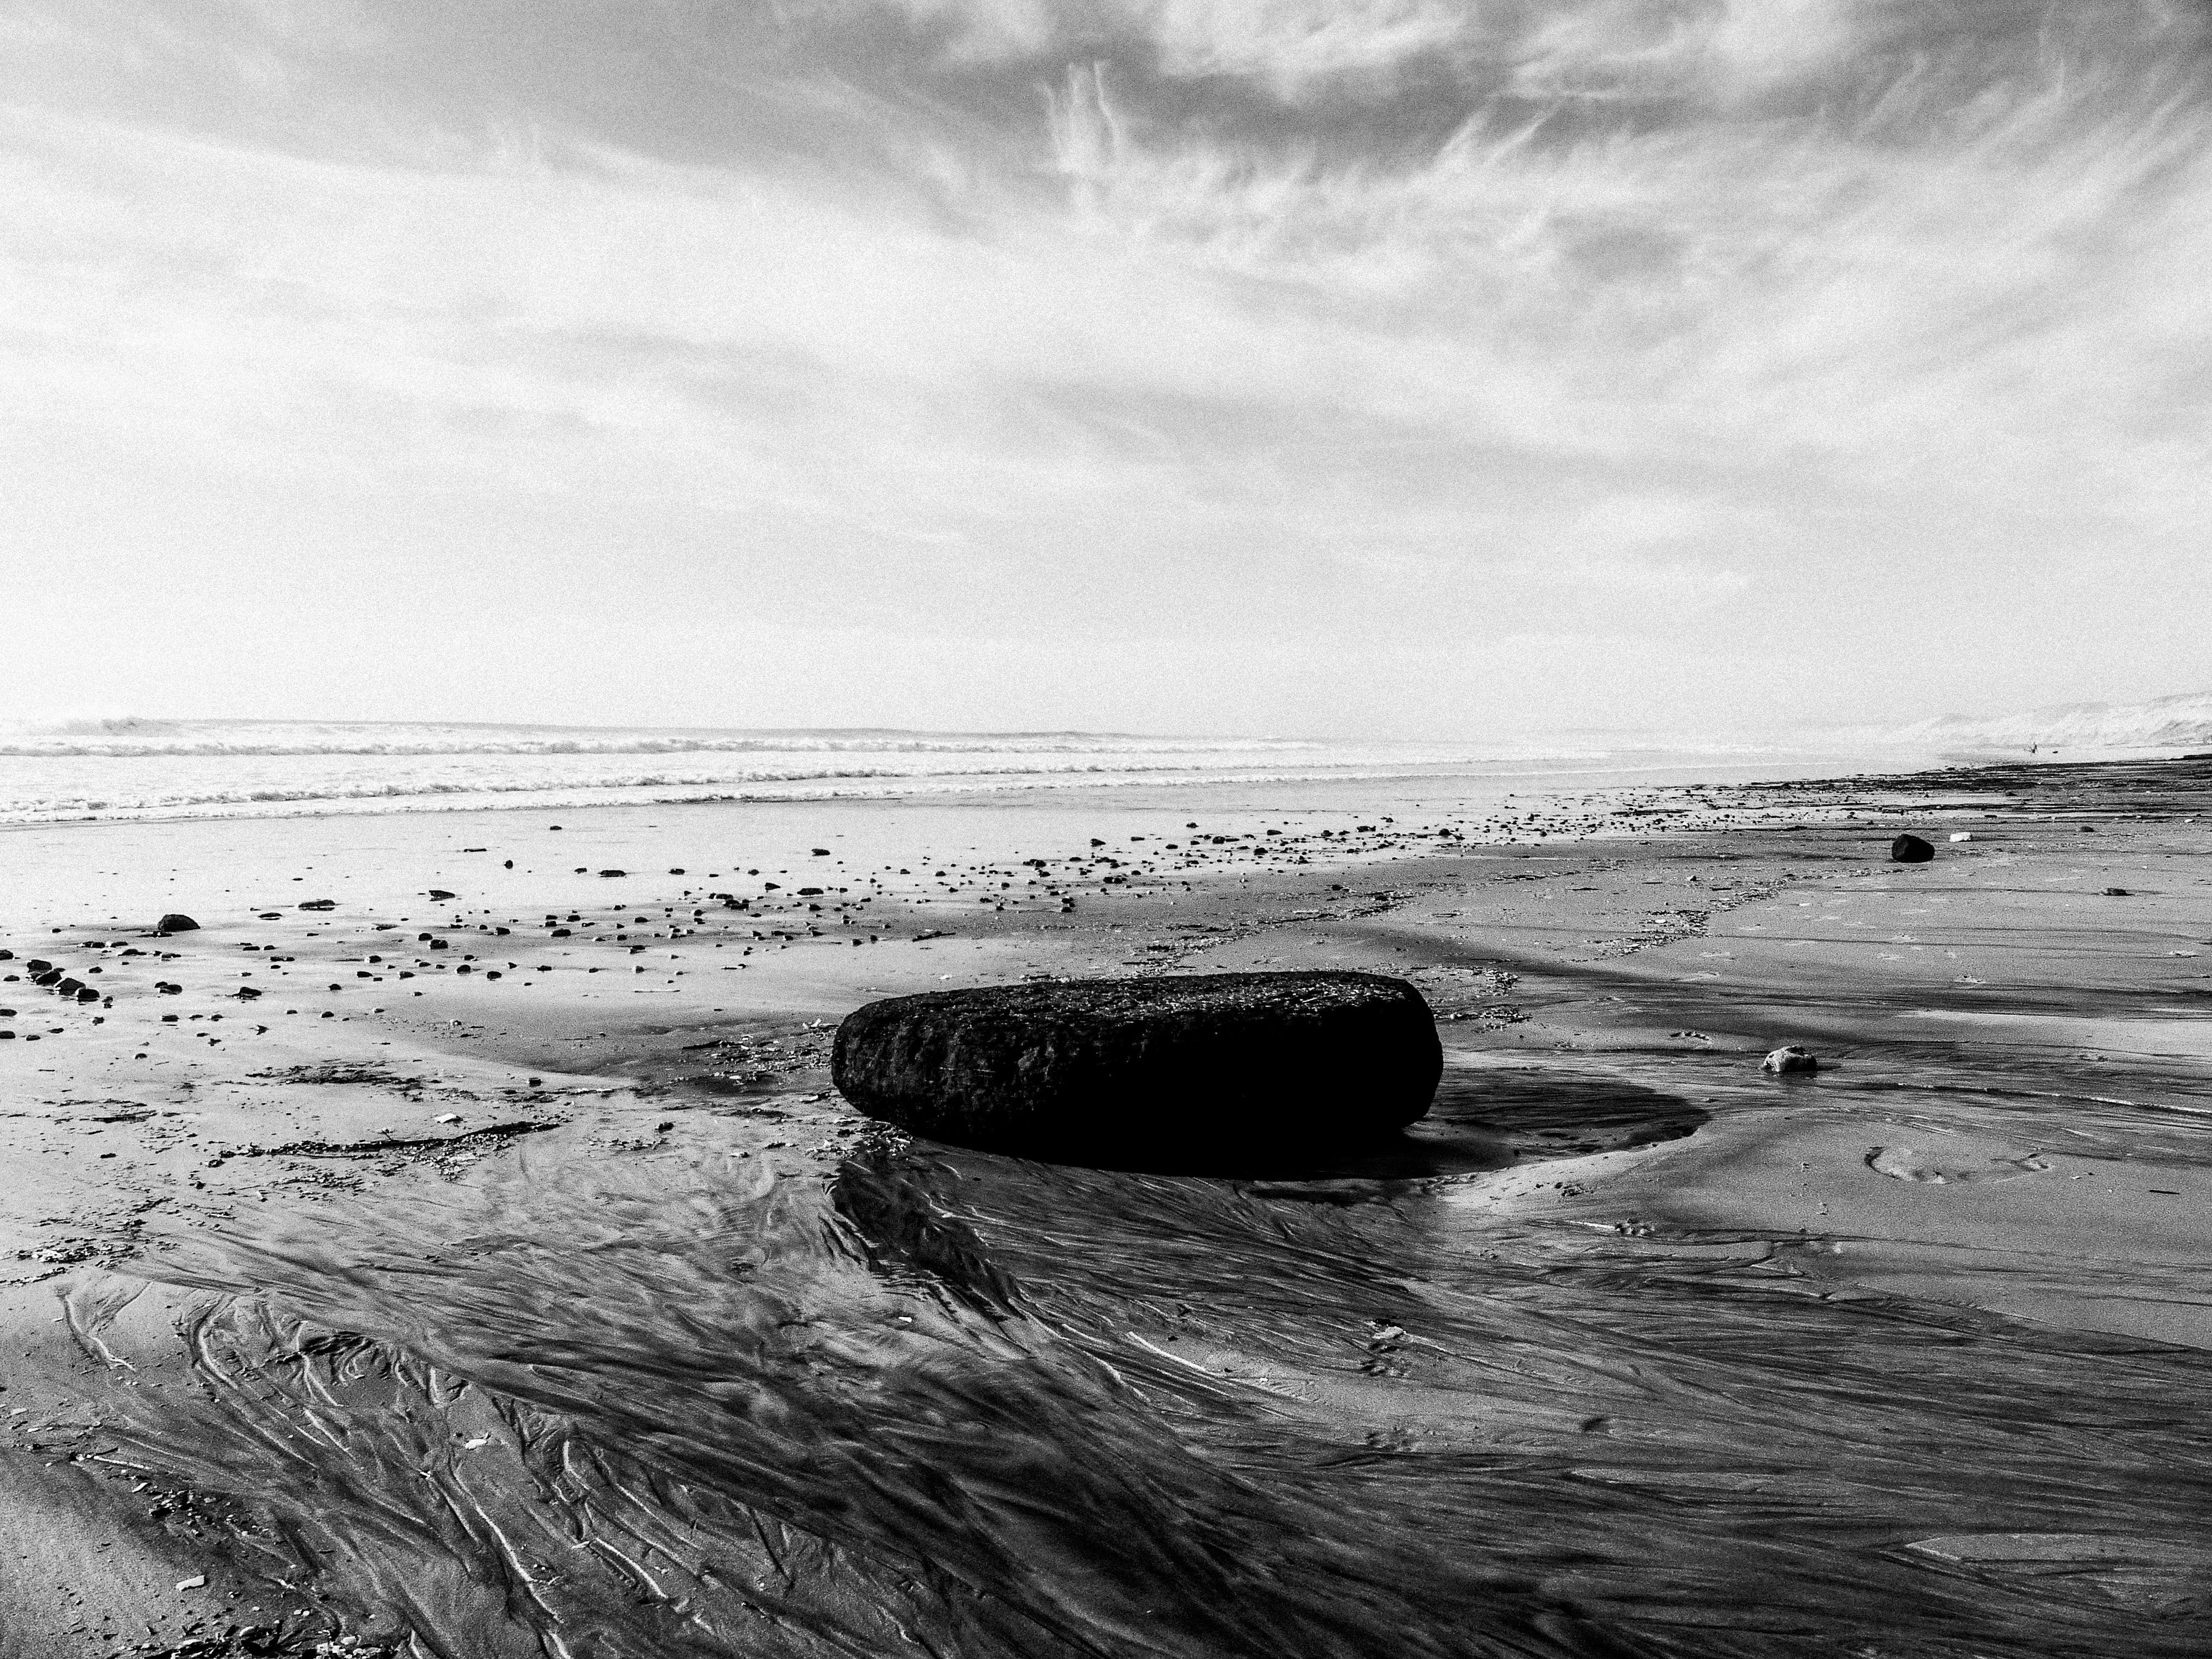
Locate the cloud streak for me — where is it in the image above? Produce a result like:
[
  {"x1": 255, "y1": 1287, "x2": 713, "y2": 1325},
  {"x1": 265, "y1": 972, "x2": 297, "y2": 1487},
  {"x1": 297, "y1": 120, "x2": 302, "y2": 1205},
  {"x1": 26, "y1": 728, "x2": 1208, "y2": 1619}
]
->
[{"x1": 1, "y1": 1, "x2": 2206, "y2": 734}]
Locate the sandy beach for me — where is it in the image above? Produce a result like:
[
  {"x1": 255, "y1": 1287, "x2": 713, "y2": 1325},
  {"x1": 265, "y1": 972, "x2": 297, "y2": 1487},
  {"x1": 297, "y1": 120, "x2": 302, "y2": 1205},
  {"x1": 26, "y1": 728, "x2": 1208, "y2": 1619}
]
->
[
  {"x1": 3, "y1": 755, "x2": 2210, "y2": 1657},
  {"x1": 16, "y1": 1, "x2": 2212, "y2": 1651}
]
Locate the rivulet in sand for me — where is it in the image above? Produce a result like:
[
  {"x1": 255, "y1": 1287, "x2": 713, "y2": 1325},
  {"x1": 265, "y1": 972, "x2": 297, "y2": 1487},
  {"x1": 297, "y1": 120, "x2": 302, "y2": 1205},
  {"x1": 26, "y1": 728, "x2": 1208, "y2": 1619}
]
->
[{"x1": 3, "y1": 759, "x2": 2209, "y2": 1657}]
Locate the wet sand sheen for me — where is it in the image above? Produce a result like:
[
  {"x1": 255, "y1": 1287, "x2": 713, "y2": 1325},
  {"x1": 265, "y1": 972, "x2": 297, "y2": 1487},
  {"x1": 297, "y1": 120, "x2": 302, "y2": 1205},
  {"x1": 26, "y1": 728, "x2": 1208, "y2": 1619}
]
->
[{"x1": 3, "y1": 757, "x2": 2210, "y2": 1655}]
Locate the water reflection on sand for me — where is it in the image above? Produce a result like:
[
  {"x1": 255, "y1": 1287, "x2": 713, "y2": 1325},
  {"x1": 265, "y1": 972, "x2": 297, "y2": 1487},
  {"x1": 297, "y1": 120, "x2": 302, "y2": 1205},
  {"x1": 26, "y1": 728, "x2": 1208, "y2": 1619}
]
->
[{"x1": 76, "y1": 1058, "x2": 2212, "y2": 1657}]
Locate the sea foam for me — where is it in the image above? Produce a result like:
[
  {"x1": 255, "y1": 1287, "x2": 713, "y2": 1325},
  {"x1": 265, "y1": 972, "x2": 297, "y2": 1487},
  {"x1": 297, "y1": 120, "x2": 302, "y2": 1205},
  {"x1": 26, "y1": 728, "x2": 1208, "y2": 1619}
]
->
[{"x1": 0, "y1": 721, "x2": 1542, "y2": 825}]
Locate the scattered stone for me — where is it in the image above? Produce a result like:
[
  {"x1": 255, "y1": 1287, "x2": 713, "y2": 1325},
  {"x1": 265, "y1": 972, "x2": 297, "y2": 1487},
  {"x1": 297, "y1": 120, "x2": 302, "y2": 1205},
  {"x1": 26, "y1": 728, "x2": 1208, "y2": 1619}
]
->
[
  {"x1": 1889, "y1": 835, "x2": 1935, "y2": 864},
  {"x1": 427, "y1": 888, "x2": 456, "y2": 900},
  {"x1": 2103, "y1": 887, "x2": 2131, "y2": 896},
  {"x1": 1761, "y1": 1045, "x2": 1820, "y2": 1074},
  {"x1": 1948, "y1": 832, "x2": 1973, "y2": 842},
  {"x1": 833, "y1": 971, "x2": 1441, "y2": 1160},
  {"x1": 300, "y1": 899, "x2": 337, "y2": 911},
  {"x1": 599, "y1": 869, "x2": 627, "y2": 878},
  {"x1": 156, "y1": 913, "x2": 200, "y2": 933}
]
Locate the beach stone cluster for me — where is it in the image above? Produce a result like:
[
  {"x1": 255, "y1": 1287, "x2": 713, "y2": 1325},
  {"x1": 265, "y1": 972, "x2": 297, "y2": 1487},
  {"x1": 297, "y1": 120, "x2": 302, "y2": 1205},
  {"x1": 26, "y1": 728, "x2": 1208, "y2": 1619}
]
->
[{"x1": 832, "y1": 970, "x2": 1441, "y2": 1159}]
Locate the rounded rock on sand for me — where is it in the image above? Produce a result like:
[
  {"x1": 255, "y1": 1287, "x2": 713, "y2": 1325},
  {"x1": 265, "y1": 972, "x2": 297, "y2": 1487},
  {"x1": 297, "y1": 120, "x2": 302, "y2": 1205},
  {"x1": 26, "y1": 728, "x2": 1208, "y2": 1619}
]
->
[
  {"x1": 832, "y1": 969, "x2": 1441, "y2": 1164},
  {"x1": 156, "y1": 913, "x2": 200, "y2": 933},
  {"x1": 1889, "y1": 834, "x2": 1936, "y2": 863},
  {"x1": 1762, "y1": 1045, "x2": 1820, "y2": 1074}
]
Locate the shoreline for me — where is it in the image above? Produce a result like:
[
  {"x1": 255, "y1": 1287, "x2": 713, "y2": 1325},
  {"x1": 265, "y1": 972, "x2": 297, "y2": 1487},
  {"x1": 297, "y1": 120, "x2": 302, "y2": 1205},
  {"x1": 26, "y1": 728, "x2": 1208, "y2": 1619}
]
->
[
  {"x1": 0, "y1": 743, "x2": 1946, "y2": 832},
  {"x1": 3, "y1": 753, "x2": 2210, "y2": 1656}
]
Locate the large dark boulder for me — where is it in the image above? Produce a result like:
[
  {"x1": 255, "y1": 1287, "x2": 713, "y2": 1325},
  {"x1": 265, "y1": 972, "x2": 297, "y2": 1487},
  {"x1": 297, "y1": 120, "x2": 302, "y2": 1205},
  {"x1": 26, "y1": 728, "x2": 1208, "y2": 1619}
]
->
[
  {"x1": 1889, "y1": 834, "x2": 1935, "y2": 864},
  {"x1": 832, "y1": 971, "x2": 1442, "y2": 1160},
  {"x1": 156, "y1": 913, "x2": 200, "y2": 933}
]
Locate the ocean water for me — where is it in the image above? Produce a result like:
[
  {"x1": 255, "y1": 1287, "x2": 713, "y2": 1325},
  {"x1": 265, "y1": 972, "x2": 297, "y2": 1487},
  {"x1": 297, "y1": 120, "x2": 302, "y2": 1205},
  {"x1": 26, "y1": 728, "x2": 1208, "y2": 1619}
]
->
[{"x1": 0, "y1": 718, "x2": 1886, "y2": 826}]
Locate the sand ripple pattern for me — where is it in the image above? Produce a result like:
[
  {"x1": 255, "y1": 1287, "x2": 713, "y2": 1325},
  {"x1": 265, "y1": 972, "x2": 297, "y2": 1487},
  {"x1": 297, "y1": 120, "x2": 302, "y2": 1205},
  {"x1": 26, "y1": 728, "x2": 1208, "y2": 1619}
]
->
[{"x1": 69, "y1": 1095, "x2": 2212, "y2": 1658}]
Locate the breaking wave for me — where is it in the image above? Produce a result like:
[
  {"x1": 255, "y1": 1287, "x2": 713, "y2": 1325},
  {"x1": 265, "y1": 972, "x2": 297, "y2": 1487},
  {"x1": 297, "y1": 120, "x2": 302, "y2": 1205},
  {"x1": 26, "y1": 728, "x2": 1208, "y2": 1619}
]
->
[
  {"x1": 0, "y1": 721, "x2": 1786, "y2": 825},
  {"x1": 0, "y1": 718, "x2": 1327, "y2": 760}
]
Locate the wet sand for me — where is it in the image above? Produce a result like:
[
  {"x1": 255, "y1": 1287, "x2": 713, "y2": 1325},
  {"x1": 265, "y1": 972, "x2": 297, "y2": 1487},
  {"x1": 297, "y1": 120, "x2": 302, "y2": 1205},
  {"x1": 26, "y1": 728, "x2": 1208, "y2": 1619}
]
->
[{"x1": 3, "y1": 758, "x2": 2210, "y2": 1656}]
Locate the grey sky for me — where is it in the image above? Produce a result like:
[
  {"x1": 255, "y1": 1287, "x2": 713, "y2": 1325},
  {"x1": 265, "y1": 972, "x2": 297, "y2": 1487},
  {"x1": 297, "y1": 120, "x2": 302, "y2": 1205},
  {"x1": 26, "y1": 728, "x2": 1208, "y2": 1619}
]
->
[{"x1": 3, "y1": 1, "x2": 2206, "y2": 735}]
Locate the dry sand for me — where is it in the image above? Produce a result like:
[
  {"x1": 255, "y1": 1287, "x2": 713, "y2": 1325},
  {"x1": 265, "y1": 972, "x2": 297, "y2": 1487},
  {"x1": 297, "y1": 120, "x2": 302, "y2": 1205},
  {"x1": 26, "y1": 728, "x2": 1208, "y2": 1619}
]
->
[{"x1": 2, "y1": 758, "x2": 2208, "y2": 1653}]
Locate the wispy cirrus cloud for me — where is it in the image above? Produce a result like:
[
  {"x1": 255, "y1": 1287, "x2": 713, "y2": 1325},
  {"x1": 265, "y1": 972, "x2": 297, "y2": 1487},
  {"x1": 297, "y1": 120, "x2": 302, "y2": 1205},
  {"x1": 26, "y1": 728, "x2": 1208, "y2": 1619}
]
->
[{"x1": 1, "y1": 1, "x2": 2206, "y2": 734}]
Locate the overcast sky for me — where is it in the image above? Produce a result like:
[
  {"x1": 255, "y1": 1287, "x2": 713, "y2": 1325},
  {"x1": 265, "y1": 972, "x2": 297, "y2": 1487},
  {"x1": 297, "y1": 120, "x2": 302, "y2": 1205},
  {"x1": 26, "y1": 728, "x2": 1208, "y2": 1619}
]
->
[{"x1": 2, "y1": 1, "x2": 2206, "y2": 737}]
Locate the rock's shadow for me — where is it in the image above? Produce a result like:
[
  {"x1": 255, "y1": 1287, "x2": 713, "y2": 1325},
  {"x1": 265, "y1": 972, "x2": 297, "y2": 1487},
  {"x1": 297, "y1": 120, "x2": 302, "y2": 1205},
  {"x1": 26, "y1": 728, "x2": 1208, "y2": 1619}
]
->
[
  {"x1": 905, "y1": 1068, "x2": 1705, "y2": 1185},
  {"x1": 935, "y1": 1126, "x2": 1499, "y2": 1184},
  {"x1": 1428, "y1": 1069, "x2": 1709, "y2": 1160},
  {"x1": 1216, "y1": 1068, "x2": 1709, "y2": 1191}
]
